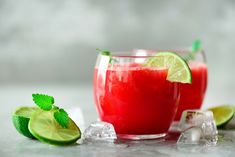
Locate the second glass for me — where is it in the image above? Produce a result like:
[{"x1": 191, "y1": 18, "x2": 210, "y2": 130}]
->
[{"x1": 174, "y1": 49, "x2": 208, "y2": 120}]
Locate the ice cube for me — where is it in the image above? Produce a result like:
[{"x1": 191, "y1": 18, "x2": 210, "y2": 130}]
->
[
  {"x1": 82, "y1": 121, "x2": 117, "y2": 143},
  {"x1": 177, "y1": 110, "x2": 218, "y2": 146},
  {"x1": 177, "y1": 127, "x2": 208, "y2": 153},
  {"x1": 177, "y1": 127, "x2": 202, "y2": 145}
]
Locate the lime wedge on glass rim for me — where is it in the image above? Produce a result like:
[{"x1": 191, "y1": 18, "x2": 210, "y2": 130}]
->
[
  {"x1": 146, "y1": 52, "x2": 192, "y2": 83},
  {"x1": 208, "y1": 105, "x2": 235, "y2": 127},
  {"x1": 29, "y1": 110, "x2": 81, "y2": 146},
  {"x1": 12, "y1": 106, "x2": 39, "y2": 139}
]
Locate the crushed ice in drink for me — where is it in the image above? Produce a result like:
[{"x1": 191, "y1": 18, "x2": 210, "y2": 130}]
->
[
  {"x1": 177, "y1": 110, "x2": 218, "y2": 146},
  {"x1": 82, "y1": 121, "x2": 117, "y2": 143}
]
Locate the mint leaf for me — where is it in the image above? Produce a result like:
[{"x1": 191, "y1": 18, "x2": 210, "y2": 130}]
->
[
  {"x1": 96, "y1": 48, "x2": 111, "y2": 56},
  {"x1": 54, "y1": 109, "x2": 69, "y2": 128},
  {"x1": 96, "y1": 48, "x2": 114, "y2": 63},
  {"x1": 101, "y1": 51, "x2": 111, "y2": 56},
  {"x1": 184, "y1": 39, "x2": 202, "y2": 61},
  {"x1": 32, "y1": 94, "x2": 54, "y2": 111},
  {"x1": 191, "y1": 39, "x2": 201, "y2": 52}
]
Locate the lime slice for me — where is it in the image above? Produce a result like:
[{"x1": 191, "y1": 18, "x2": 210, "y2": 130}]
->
[
  {"x1": 12, "y1": 106, "x2": 39, "y2": 138},
  {"x1": 208, "y1": 105, "x2": 235, "y2": 127},
  {"x1": 29, "y1": 110, "x2": 81, "y2": 145},
  {"x1": 146, "y1": 52, "x2": 192, "y2": 83}
]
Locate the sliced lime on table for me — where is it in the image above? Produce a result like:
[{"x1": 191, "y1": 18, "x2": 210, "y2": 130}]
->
[
  {"x1": 146, "y1": 52, "x2": 192, "y2": 83},
  {"x1": 208, "y1": 105, "x2": 235, "y2": 127},
  {"x1": 29, "y1": 110, "x2": 81, "y2": 146},
  {"x1": 12, "y1": 106, "x2": 39, "y2": 138}
]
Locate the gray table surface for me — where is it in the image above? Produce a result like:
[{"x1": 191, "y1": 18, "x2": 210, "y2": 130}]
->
[{"x1": 1, "y1": 84, "x2": 235, "y2": 157}]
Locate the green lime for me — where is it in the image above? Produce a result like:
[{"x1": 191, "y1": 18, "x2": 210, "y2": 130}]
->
[
  {"x1": 146, "y1": 52, "x2": 192, "y2": 83},
  {"x1": 12, "y1": 106, "x2": 39, "y2": 138},
  {"x1": 29, "y1": 110, "x2": 81, "y2": 146},
  {"x1": 208, "y1": 105, "x2": 235, "y2": 127}
]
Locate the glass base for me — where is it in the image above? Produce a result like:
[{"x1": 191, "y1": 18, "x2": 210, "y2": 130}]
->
[{"x1": 117, "y1": 133, "x2": 167, "y2": 140}]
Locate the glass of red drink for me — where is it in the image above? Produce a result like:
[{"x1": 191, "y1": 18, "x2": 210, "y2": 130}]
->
[
  {"x1": 174, "y1": 49, "x2": 208, "y2": 121},
  {"x1": 93, "y1": 50, "x2": 180, "y2": 140}
]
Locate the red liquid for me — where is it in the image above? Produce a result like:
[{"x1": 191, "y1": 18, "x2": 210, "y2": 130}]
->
[
  {"x1": 174, "y1": 61, "x2": 208, "y2": 120},
  {"x1": 94, "y1": 64, "x2": 180, "y2": 135}
]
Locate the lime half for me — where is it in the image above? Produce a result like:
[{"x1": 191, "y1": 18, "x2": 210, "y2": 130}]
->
[
  {"x1": 146, "y1": 52, "x2": 192, "y2": 83},
  {"x1": 12, "y1": 106, "x2": 39, "y2": 138},
  {"x1": 208, "y1": 105, "x2": 235, "y2": 127},
  {"x1": 29, "y1": 110, "x2": 81, "y2": 145}
]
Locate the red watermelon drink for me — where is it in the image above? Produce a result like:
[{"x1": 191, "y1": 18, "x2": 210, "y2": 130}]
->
[
  {"x1": 93, "y1": 50, "x2": 192, "y2": 139},
  {"x1": 174, "y1": 61, "x2": 208, "y2": 120}
]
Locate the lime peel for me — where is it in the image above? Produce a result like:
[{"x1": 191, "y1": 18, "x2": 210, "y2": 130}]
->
[
  {"x1": 12, "y1": 106, "x2": 39, "y2": 139},
  {"x1": 208, "y1": 105, "x2": 235, "y2": 127}
]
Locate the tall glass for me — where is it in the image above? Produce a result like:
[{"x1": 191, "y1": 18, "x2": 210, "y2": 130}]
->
[
  {"x1": 173, "y1": 49, "x2": 208, "y2": 120},
  {"x1": 93, "y1": 50, "x2": 180, "y2": 140}
]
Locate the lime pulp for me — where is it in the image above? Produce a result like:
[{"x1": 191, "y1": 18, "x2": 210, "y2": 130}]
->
[{"x1": 29, "y1": 110, "x2": 81, "y2": 145}]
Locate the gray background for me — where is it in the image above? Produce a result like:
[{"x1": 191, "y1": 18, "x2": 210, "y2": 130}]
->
[
  {"x1": 1, "y1": 1, "x2": 235, "y2": 156},
  {"x1": 0, "y1": 0, "x2": 235, "y2": 107}
]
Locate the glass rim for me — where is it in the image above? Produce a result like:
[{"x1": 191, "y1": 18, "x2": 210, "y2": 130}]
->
[{"x1": 103, "y1": 49, "x2": 204, "y2": 58}]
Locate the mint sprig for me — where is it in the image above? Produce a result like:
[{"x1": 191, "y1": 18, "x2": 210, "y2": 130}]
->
[
  {"x1": 184, "y1": 39, "x2": 202, "y2": 61},
  {"x1": 191, "y1": 39, "x2": 201, "y2": 52},
  {"x1": 96, "y1": 48, "x2": 113, "y2": 63},
  {"x1": 96, "y1": 48, "x2": 111, "y2": 56},
  {"x1": 32, "y1": 94, "x2": 69, "y2": 128}
]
